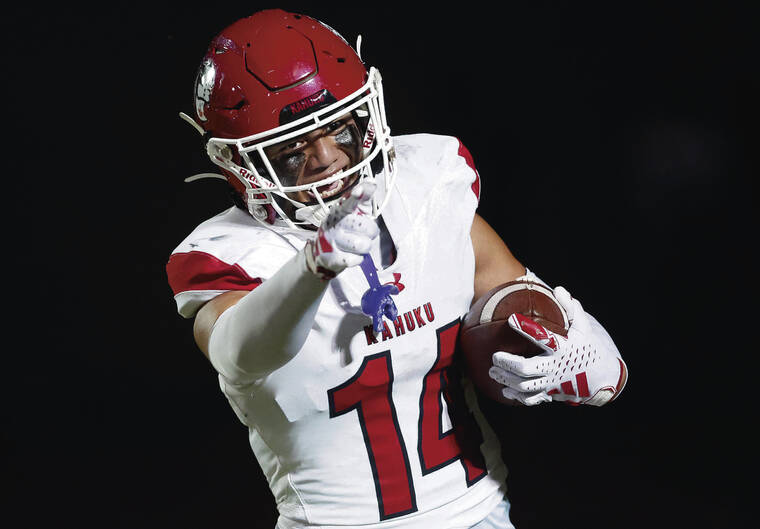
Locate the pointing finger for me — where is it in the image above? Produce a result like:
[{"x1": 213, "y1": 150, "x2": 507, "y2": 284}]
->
[{"x1": 337, "y1": 181, "x2": 376, "y2": 216}]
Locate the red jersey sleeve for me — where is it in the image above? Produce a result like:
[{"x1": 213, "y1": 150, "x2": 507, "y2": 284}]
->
[
  {"x1": 456, "y1": 138, "x2": 481, "y2": 204},
  {"x1": 166, "y1": 250, "x2": 262, "y2": 318}
]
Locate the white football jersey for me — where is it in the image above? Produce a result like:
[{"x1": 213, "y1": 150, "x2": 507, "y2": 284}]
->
[{"x1": 167, "y1": 134, "x2": 508, "y2": 528}]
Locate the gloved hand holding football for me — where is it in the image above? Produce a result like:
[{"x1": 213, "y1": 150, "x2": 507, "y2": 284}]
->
[{"x1": 461, "y1": 279, "x2": 627, "y2": 406}]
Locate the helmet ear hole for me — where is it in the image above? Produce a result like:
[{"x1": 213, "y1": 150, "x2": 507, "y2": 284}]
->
[{"x1": 208, "y1": 143, "x2": 233, "y2": 161}]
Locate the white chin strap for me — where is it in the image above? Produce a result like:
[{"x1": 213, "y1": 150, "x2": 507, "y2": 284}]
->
[{"x1": 294, "y1": 203, "x2": 330, "y2": 226}]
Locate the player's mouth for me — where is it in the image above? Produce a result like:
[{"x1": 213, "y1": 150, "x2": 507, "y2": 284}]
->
[{"x1": 306, "y1": 170, "x2": 357, "y2": 200}]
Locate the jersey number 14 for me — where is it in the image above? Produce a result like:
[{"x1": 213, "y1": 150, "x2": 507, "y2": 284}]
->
[{"x1": 327, "y1": 319, "x2": 487, "y2": 521}]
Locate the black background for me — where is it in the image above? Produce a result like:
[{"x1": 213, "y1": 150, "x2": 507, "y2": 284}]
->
[{"x1": 5, "y1": 2, "x2": 755, "y2": 528}]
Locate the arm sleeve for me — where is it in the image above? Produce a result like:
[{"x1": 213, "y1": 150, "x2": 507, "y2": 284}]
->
[{"x1": 207, "y1": 247, "x2": 329, "y2": 385}]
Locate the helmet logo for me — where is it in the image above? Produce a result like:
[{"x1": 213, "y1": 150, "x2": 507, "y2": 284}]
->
[{"x1": 195, "y1": 58, "x2": 217, "y2": 122}]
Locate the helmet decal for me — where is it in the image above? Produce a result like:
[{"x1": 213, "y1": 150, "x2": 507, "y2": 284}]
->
[
  {"x1": 279, "y1": 89, "x2": 338, "y2": 125},
  {"x1": 194, "y1": 58, "x2": 217, "y2": 123}
]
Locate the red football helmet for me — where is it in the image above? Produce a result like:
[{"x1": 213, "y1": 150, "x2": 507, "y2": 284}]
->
[{"x1": 183, "y1": 9, "x2": 396, "y2": 228}]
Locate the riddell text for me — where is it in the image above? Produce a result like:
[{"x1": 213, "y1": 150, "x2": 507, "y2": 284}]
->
[{"x1": 364, "y1": 302, "x2": 435, "y2": 345}]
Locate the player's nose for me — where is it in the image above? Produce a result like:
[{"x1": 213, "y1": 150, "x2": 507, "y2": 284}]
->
[{"x1": 306, "y1": 136, "x2": 339, "y2": 172}]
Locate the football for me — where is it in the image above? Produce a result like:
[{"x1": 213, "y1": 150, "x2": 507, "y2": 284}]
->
[{"x1": 459, "y1": 279, "x2": 569, "y2": 405}]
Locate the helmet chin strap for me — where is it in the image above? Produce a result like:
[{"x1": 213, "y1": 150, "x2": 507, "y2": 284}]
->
[{"x1": 294, "y1": 202, "x2": 330, "y2": 227}]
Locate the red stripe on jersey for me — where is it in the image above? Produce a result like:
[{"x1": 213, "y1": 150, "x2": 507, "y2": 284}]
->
[
  {"x1": 575, "y1": 372, "x2": 590, "y2": 397},
  {"x1": 456, "y1": 139, "x2": 481, "y2": 202},
  {"x1": 166, "y1": 251, "x2": 262, "y2": 295}
]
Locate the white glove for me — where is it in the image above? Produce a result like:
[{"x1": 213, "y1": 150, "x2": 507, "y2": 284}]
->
[
  {"x1": 489, "y1": 286, "x2": 628, "y2": 406},
  {"x1": 304, "y1": 182, "x2": 379, "y2": 280}
]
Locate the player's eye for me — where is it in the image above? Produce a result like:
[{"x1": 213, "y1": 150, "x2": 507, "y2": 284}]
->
[
  {"x1": 326, "y1": 119, "x2": 348, "y2": 134},
  {"x1": 279, "y1": 138, "x2": 306, "y2": 154}
]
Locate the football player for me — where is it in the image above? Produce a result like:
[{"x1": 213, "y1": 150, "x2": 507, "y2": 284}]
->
[{"x1": 167, "y1": 9, "x2": 628, "y2": 529}]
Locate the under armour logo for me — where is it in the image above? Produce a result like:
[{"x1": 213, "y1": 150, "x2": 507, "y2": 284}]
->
[{"x1": 383, "y1": 272, "x2": 405, "y2": 292}]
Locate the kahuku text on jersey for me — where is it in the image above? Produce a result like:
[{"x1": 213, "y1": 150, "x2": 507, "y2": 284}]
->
[{"x1": 363, "y1": 302, "x2": 436, "y2": 345}]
